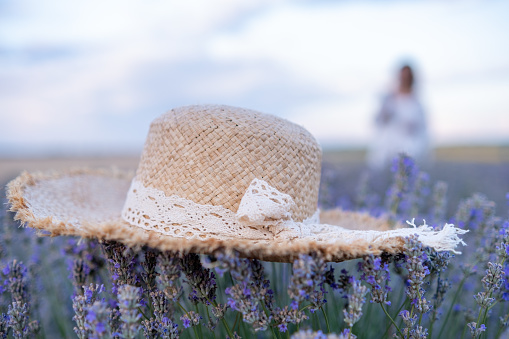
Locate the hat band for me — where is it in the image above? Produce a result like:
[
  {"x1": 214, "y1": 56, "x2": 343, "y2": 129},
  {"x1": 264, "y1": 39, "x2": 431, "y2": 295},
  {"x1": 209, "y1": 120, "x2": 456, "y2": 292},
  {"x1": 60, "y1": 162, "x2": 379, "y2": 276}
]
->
[
  {"x1": 121, "y1": 179, "x2": 468, "y2": 252},
  {"x1": 121, "y1": 178, "x2": 319, "y2": 241}
]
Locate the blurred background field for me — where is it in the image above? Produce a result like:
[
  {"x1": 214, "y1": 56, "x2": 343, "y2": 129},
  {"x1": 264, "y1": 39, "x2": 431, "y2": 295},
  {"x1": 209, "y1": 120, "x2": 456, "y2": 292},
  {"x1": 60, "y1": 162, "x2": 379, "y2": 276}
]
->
[
  {"x1": 3, "y1": 145, "x2": 509, "y2": 180},
  {"x1": 2, "y1": 145, "x2": 509, "y2": 218}
]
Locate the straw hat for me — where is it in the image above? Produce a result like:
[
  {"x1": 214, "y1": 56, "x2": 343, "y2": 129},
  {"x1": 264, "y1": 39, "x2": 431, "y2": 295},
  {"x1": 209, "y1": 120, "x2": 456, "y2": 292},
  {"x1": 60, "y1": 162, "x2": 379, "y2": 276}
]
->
[{"x1": 7, "y1": 104, "x2": 466, "y2": 262}]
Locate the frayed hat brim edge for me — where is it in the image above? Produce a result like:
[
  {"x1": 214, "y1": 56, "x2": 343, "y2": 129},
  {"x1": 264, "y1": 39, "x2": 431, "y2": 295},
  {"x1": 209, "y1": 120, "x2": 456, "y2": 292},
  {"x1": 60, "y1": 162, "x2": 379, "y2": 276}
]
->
[{"x1": 6, "y1": 168, "x2": 405, "y2": 263}]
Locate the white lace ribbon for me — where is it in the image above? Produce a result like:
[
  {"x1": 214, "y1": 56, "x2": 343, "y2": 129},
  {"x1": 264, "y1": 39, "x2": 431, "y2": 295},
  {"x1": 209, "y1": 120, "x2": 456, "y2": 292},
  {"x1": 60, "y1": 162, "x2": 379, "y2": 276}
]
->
[{"x1": 121, "y1": 179, "x2": 468, "y2": 252}]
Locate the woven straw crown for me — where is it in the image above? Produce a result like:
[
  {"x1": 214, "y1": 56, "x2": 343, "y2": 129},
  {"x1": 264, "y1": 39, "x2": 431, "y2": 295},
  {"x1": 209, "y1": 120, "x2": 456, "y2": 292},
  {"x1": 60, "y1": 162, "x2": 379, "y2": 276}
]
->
[
  {"x1": 134, "y1": 104, "x2": 322, "y2": 222},
  {"x1": 6, "y1": 104, "x2": 468, "y2": 263}
]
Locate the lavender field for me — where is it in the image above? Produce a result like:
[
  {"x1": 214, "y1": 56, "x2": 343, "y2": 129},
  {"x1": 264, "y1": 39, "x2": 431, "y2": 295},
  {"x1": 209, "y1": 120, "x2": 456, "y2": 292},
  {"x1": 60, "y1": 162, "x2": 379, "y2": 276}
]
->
[{"x1": 1, "y1": 151, "x2": 509, "y2": 338}]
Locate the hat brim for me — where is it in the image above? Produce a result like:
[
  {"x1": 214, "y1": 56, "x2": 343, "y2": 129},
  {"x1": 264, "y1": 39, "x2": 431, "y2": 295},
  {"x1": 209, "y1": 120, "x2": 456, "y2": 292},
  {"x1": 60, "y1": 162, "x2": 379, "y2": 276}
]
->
[{"x1": 7, "y1": 169, "x2": 405, "y2": 263}]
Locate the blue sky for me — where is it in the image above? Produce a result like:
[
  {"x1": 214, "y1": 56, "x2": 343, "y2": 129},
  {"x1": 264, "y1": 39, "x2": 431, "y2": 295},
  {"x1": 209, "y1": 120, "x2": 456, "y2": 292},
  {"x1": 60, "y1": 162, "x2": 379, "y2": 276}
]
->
[{"x1": 1, "y1": 0, "x2": 508, "y2": 156}]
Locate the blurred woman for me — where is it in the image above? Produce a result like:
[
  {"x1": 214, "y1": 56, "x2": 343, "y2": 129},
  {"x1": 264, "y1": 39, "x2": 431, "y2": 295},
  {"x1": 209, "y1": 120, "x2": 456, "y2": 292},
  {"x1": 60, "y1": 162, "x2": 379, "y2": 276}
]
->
[{"x1": 367, "y1": 64, "x2": 430, "y2": 170}]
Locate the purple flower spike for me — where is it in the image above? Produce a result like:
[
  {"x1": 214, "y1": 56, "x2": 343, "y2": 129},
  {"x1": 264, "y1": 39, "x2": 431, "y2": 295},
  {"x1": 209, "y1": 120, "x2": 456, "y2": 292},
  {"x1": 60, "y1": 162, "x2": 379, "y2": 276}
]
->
[{"x1": 2, "y1": 265, "x2": 10, "y2": 276}]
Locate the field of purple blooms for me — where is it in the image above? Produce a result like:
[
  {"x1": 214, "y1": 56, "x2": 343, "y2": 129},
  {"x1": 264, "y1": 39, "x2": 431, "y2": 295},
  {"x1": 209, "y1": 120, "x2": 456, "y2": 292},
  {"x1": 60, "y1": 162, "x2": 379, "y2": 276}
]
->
[{"x1": 1, "y1": 154, "x2": 509, "y2": 339}]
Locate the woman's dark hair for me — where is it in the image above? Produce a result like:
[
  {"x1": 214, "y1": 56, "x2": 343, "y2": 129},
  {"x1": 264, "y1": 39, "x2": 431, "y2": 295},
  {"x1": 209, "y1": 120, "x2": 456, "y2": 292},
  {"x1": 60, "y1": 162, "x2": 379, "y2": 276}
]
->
[{"x1": 400, "y1": 64, "x2": 414, "y2": 89}]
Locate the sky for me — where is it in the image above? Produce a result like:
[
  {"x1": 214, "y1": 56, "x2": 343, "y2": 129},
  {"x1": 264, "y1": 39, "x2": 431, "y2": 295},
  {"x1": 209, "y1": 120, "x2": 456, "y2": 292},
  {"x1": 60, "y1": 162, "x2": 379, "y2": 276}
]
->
[{"x1": 1, "y1": 0, "x2": 508, "y2": 156}]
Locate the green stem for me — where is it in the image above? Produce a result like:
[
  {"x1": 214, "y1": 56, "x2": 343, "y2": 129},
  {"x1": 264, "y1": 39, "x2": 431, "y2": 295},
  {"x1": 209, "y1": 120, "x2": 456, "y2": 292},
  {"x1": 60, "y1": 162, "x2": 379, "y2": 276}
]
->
[
  {"x1": 232, "y1": 312, "x2": 240, "y2": 332},
  {"x1": 495, "y1": 324, "x2": 504, "y2": 339},
  {"x1": 321, "y1": 307, "x2": 331, "y2": 333},
  {"x1": 315, "y1": 311, "x2": 325, "y2": 333},
  {"x1": 428, "y1": 272, "x2": 443, "y2": 338},
  {"x1": 228, "y1": 272, "x2": 235, "y2": 287},
  {"x1": 137, "y1": 307, "x2": 150, "y2": 321},
  {"x1": 437, "y1": 276, "x2": 467, "y2": 338},
  {"x1": 195, "y1": 304, "x2": 204, "y2": 339},
  {"x1": 299, "y1": 304, "x2": 312, "y2": 312},
  {"x1": 200, "y1": 292, "x2": 234, "y2": 338},
  {"x1": 417, "y1": 290, "x2": 424, "y2": 327},
  {"x1": 205, "y1": 307, "x2": 216, "y2": 339},
  {"x1": 382, "y1": 301, "x2": 407, "y2": 338},
  {"x1": 177, "y1": 302, "x2": 200, "y2": 339},
  {"x1": 461, "y1": 322, "x2": 467, "y2": 339},
  {"x1": 261, "y1": 301, "x2": 279, "y2": 339},
  {"x1": 380, "y1": 303, "x2": 405, "y2": 338},
  {"x1": 220, "y1": 318, "x2": 235, "y2": 339}
]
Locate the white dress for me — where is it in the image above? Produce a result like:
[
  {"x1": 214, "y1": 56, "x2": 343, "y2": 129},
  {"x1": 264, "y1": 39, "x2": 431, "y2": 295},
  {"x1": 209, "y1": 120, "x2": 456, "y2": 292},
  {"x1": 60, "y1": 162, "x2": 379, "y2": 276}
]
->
[{"x1": 367, "y1": 93, "x2": 430, "y2": 170}]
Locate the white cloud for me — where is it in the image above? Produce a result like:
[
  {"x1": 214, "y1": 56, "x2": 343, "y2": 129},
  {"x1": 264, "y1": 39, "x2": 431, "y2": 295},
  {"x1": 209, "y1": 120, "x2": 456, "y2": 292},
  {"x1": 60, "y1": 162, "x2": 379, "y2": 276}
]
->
[
  {"x1": 207, "y1": 1, "x2": 509, "y2": 85},
  {"x1": 1, "y1": 0, "x2": 508, "y2": 155},
  {"x1": 429, "y1": 79, "x2": 509, "y2": 144}
]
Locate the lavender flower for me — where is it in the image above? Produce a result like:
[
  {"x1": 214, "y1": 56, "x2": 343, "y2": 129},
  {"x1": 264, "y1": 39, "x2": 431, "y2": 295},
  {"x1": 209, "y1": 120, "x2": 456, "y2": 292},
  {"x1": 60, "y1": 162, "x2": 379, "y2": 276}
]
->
[
  {"x1": 386, "y1": 154, "x2": 418, "y2": 221},
  {"x1": 0, "y1": 314, "x2": 8, "y2": 339},
  {"x1": 63, "y1": 238, "x2": 104, "y2": 284},
  {"x1": 288, "y1": 253, "x2": 327, "y2": 308},
  {"x1": 1, "y1": 260, "x2": 28, "y2": 303},
  {"x1": 84, "y1": 300, "x2": 112, "y2": 339},
  {"x1": 156, "y1": 251, "x2": 183, "y2": 302},
  {"x1": 431, "y1": 181, "x2": 448, "y2": 223},
  {"x1": 467, "y1": 322, "x2": 486, "y2": 338},
  {"x1": 343, "y1": 279, "x2": 368, "y2": 331},
  {"x1": 72, "y1": 284, "x2": 106, "y2": 339},
  {"x1": 109, "y1": 308, "x2": 121, "y2": 338},
  {"x1": 181, "y1": 253, "x2": 217, "y2": 305},
  {"x1": 102, "y1": 241, "x2": 138, "y2": 293},
  {"x1": 424, "y1": 248, "x2": 451, "y2": 276},
  {"x1": 271, "y1": 306, "x2": 308, "y2": 333},
  {"x1": 399, "y1": 309, "x2": 428, "y2": 338},
  {"x1": 475, "y1": 262, "x2": 504, "y2": 307},
  {"x1": 141, "y1": 250, "x2": 159, "y2": 293},
  {"x1": 496, "y1": 221, "x2": 509, "y2": 262},
  {"x1": 431, "y1": 277, "x2": 450, "y2": 322},
  {"x1": 472, "y1": 260, "x2": 504, "y2": 335},
  {"x1": 142, "y1": 316, "x2": 179, "y2": 339},
  {"x1": 71, "y1": 259, "x2": 91, "y2": 294},
  {"x1": 7, "y1": 302, "x2": 29, "y2": 339},
  {"x1": 141, "y1": 319, "x2": 158, "y2": 339},
  {"x1": 358, "y1": 255, "x2": 392, "y2": 305},
  {"x1": 72, "y1": 295, "x2": 89, "y2": 339},
  {"x1": 81, "y1": 284, "x2": 104, "y2": 304},
  {"x1": 336, "y1": 268, "x2": 354, "y2": 298},
  {"x1": 215, "y1": 251, "x2": 274, "y2": 332},
  {"x1": 455, "y1": 193, "x2": 496, "y2": 231},
  {"x1": 308, "y1": 284, "x2": 328, "y2": 313},
  {"x1": 142, "y1": 290, "x2": 177, "y2": 338},
  {"x1": 409, "y1": 171, "x2": 430, "y2": 218},
  {"x1": 226, "y1": 332, "x2": 242, "y2": 339},
  {"x1": 403, "y1": 235, "x2": 431, "y2": 314},
  {"x1": 500, "y1": 313, "x2": 509, "y2": 328},
  {"x1": 103, "y1": 241, "x2": 138, "y2": 294},
  {"x1": 291, "y1": 329, "x2": 353, "y2": 339},
  {"x1": 204, "y1": 303, "x2": 229, "y2": 331},
  {"x1": 399, "y1": 310, "x2": 418, "y2": 333},
  {"x1": 179, "y1": 311, "x2": 201, "y2": 329},
  {"x1": 323, "y1": 266, "x2": 339, "y2": 290},
  {"x1": 158, "y1": 317, "x2": 179, "y2": 339},
  {"x1": 209, "y1": 250, "x2": 252, "y2": 283},
  {"x1": 118, "y1": 285, "x2": 142, "y2": 339},
  {"x1": 1, "y1": 260, "x2": 38, "y2": 337},
  {"x1": 225, "y1": 282, "x2": 270, "y2": 331},
  {"x1": 152, "y1": 290, "x2": 172, "y2": 321}
]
